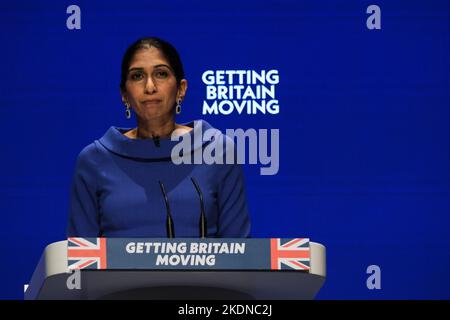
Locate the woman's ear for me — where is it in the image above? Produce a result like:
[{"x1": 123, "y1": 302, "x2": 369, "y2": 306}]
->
[
  {"x1": 178, "y1": 79, "x2": 188, "y2": 101},
  {"x1": 121, "y1": 90, "x2": 128, "y2": 104}
]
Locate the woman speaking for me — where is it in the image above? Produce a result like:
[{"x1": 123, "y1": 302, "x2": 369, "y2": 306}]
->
[{"x1": 67, "y1": 37, "x2": 251, "y2": 238}]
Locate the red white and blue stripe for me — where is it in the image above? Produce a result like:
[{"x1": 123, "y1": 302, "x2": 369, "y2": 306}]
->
[
  {"x1": 270, "y1": 238, "x2": 310, "y2": 270},
  {"x1": 67, "y1": 237, "x2": 107, "y2": 270}
]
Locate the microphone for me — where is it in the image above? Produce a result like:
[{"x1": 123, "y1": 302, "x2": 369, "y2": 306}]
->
[
  {"x1": 158, "y1": 181, "x2": 175, "y2": 238},
  {"x1": 191, "y1": 177, "x2": 207, "y2": 238},
  {"x1": 152, "y1": 135, "x2": 160, "y2": 147}
]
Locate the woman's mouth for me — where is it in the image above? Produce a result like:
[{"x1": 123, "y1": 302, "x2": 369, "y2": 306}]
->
[{"x1": 141, "y1": 99, "x2": 161, "y2": 105}]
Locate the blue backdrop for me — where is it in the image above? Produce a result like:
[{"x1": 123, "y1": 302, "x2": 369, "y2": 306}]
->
[{"x1": 0, "y1": 0, "x2": 449, "y2": 299}]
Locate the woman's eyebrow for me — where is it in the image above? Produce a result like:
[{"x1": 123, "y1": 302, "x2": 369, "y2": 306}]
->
[
  {"x1": 153, "y1": 64, "x2": 171, "y2": 69},
  {"x1": 128, "y1": 64, "x2": 171, "y2": 72}
]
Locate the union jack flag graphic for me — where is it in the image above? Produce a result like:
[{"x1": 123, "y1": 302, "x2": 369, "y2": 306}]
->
[
  {"x1": 67, "y1": 238, "x2": 107, "y2": 270},
  {"x1": 270, "y1": 238, "x2": 310, "y2": 270}
]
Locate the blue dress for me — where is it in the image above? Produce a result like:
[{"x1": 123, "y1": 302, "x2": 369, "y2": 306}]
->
[{"x1": 67, "y1": 120, "x2": 251, "y2": 238}]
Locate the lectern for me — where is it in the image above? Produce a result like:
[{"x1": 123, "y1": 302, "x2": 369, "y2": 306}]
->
[{"x1": 24, "y1": 238, "x2": 326, "y2": 300}]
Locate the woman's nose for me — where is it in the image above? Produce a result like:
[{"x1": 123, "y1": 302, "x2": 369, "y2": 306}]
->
[{"x1": 144, "y1": 76, "x2": 157, "y2": 94}]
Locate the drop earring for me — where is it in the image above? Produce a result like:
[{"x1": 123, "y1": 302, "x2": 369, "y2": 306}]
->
[
  {"x1": 125, "y1": 102, "x2": 131, "y2": 119},
  {"x1": 175, "y1": 99, "x2": 182, "y2": 114}
]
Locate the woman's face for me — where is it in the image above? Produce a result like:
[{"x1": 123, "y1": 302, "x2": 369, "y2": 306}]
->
[{"x1": 122, "y1": 47, "x2": 187, "y2": 122}]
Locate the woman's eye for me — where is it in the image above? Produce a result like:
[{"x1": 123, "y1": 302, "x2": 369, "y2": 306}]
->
[
  {"x1": 130, "y1": 73, "x2": 144, "y2": 80},
  {"x1": 154, "y1": 70, "x2": 169, "y2": 78}
]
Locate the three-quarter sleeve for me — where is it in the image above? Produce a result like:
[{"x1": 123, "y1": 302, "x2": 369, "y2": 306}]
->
[
  {"x1": 66, "y1": 143, "x2": 101, "y2": 237},
  {"x1": 216, "y1": 162, "x2": 251, "y2": 238}
]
